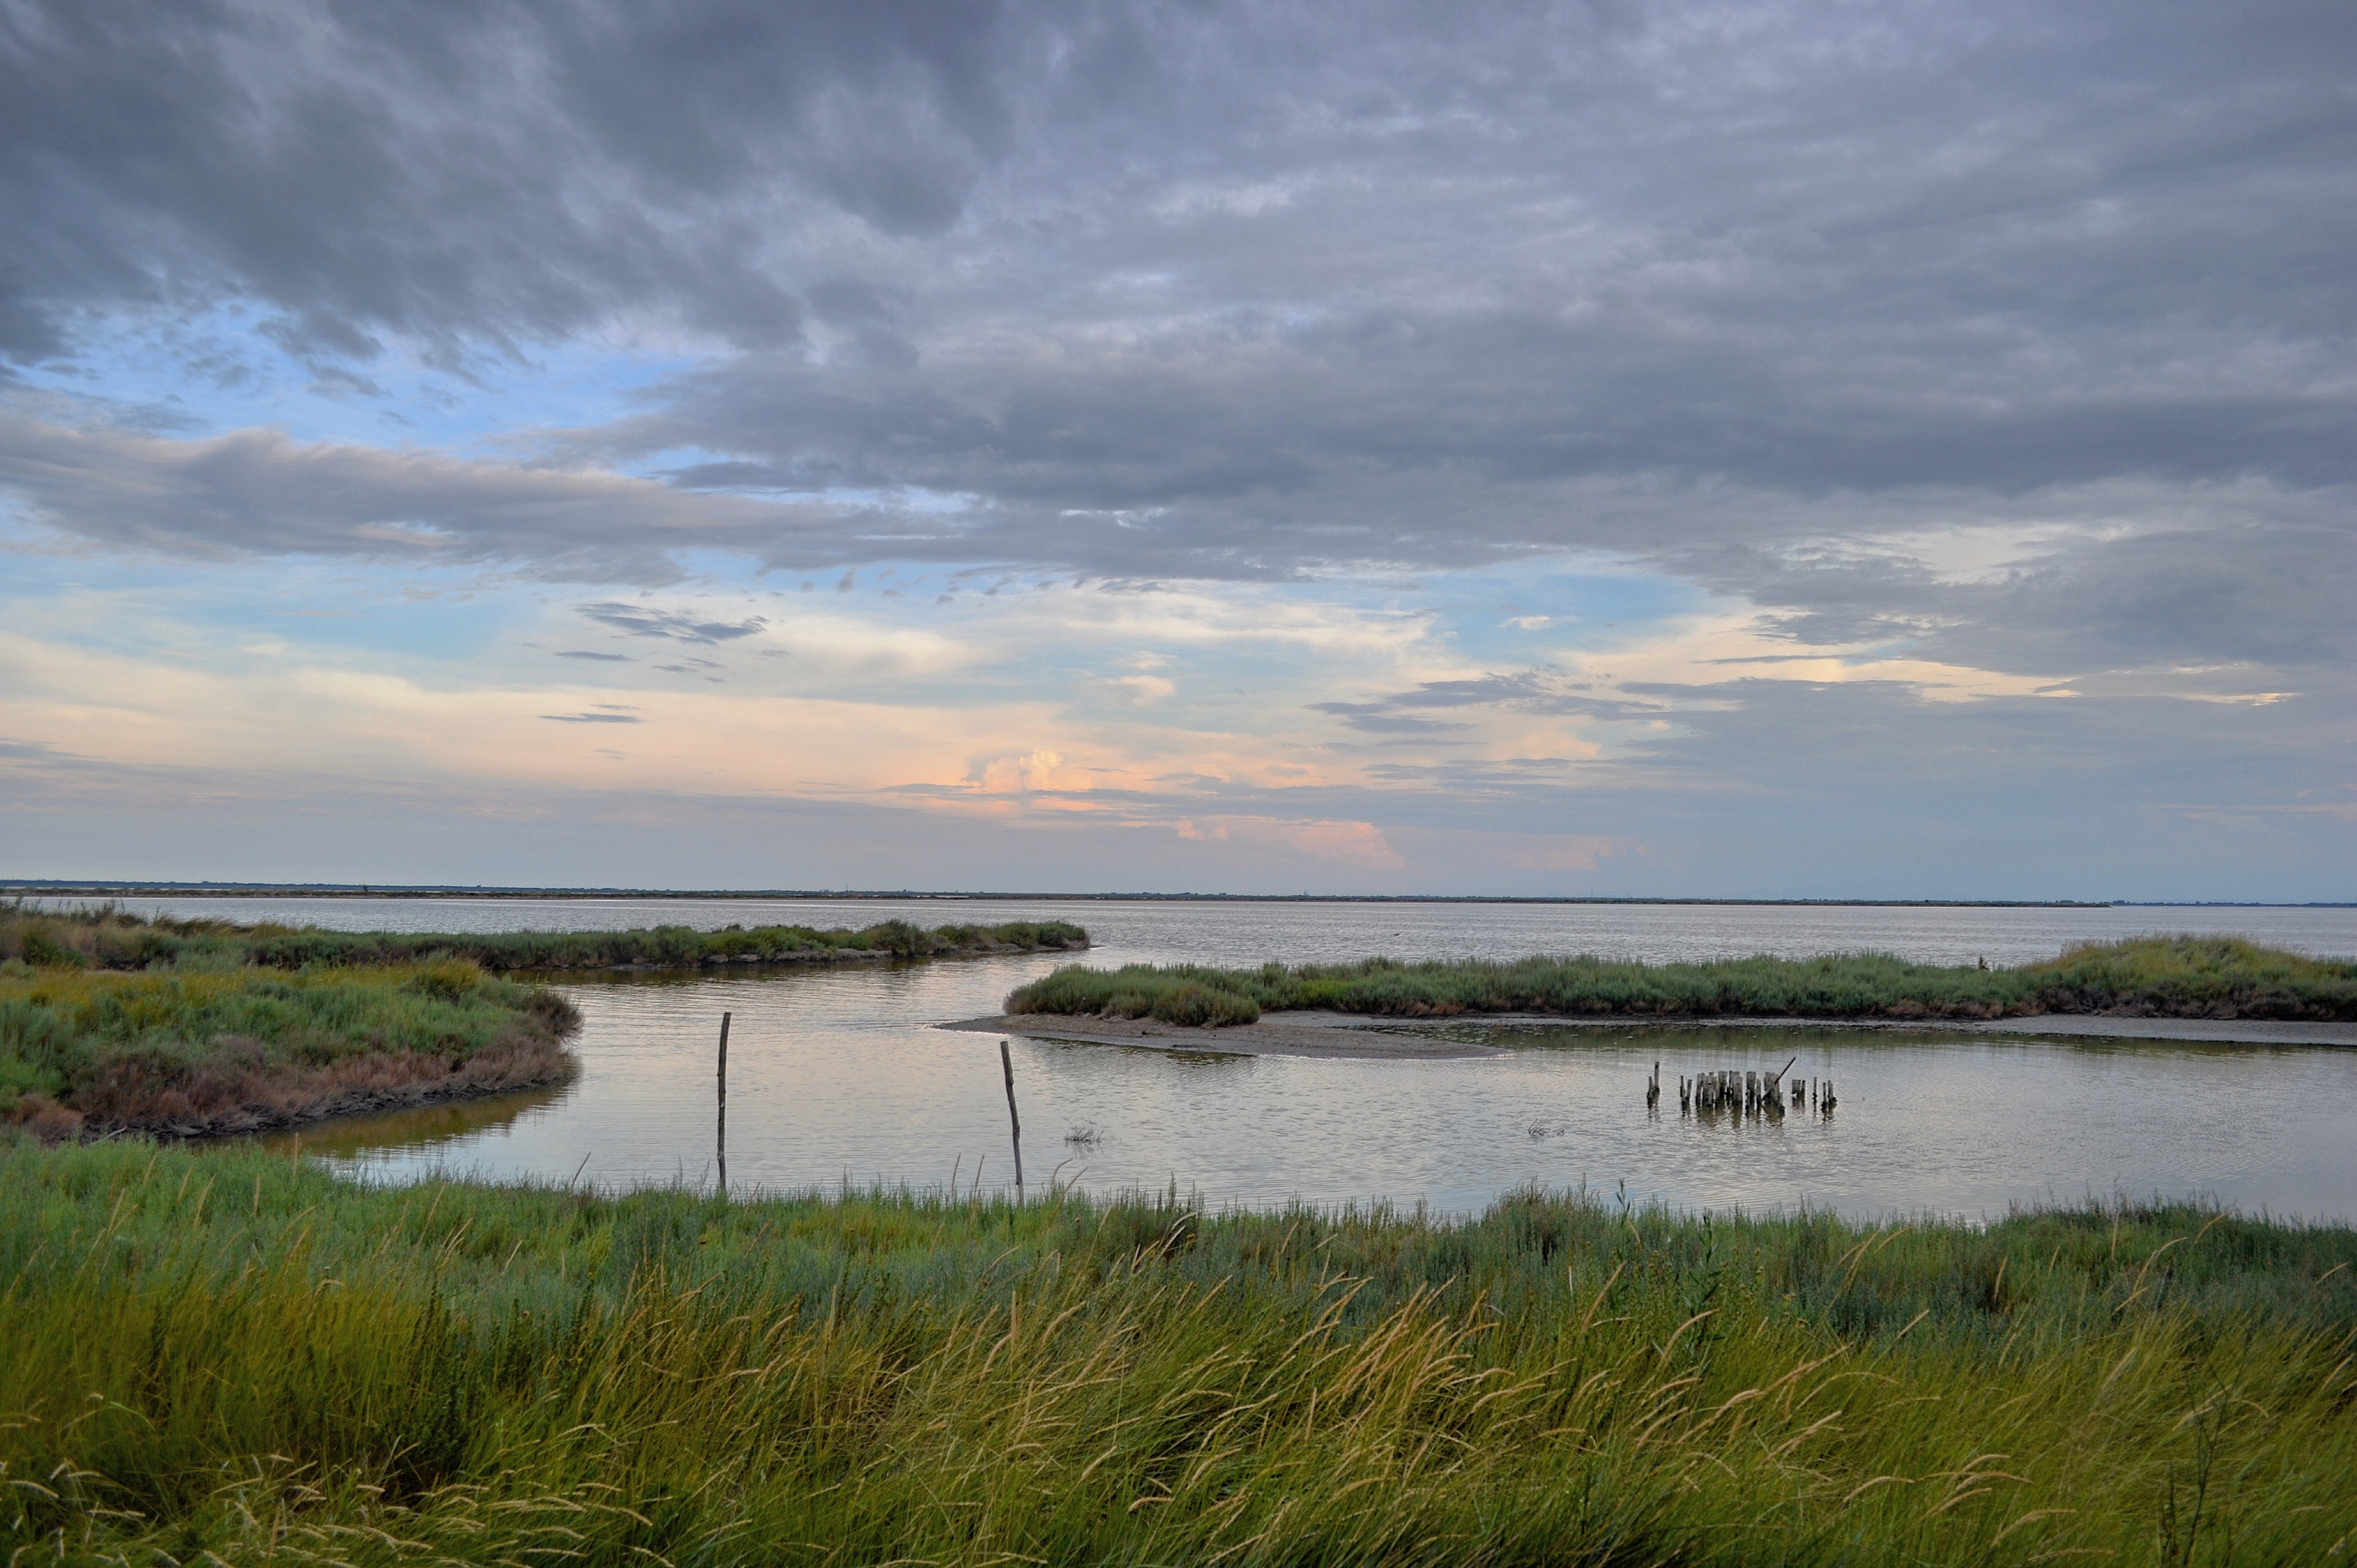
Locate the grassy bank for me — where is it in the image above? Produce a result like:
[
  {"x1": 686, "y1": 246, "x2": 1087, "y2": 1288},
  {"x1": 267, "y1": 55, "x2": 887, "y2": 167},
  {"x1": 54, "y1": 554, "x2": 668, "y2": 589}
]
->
[
  {"x1": 2, "y1": 1140, "x2": 2352, "y2": 1564},
  {"x1": 0, "y1": 903, "x2": 1084, "y2": 1139},
  {"x1": 1007, "y1": 936, "x2": 2357, "y2": 1027},
  {"x1": 1, "y1": 962, "x2": 579, "y2": 1139},
  {"x1": 3, "y1": 901, "x2": 1087, "y2": 973}
]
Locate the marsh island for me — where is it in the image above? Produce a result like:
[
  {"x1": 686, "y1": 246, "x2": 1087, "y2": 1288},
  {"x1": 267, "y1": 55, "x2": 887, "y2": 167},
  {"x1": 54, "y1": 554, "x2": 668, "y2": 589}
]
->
[{"x1": 0, "y1": 903, "x2": 1087, "y2": 1138}]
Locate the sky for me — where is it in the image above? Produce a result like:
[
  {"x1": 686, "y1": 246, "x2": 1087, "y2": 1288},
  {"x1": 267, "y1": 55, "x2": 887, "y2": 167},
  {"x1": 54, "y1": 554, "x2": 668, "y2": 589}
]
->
[{"x1": 1, "y1": 0, "x2": 2351, "y2": 898}]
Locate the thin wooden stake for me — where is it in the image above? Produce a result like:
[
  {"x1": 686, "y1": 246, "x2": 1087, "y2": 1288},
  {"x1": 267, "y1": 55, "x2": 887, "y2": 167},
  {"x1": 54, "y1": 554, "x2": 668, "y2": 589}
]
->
[
  {"x1": 1000, "y1": 1037, "x2": 1025, "y2": 1197},
  {"x1": 716, "y1": 1010, "x2": 731, "y2": 1197}
]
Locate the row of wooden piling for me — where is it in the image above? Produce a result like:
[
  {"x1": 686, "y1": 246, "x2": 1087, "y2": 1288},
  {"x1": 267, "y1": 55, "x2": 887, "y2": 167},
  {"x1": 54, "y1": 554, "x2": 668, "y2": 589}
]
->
[{"x1": 1654, "y1": 1056, "x2": 1836, "y2": 1118}]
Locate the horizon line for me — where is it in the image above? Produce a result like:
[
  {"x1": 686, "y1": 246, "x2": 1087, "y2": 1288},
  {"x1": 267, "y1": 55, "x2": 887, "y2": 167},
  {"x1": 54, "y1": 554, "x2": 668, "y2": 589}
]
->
[{"x1": 7, "y1": 880, "x2": 2351, "y2": 908}]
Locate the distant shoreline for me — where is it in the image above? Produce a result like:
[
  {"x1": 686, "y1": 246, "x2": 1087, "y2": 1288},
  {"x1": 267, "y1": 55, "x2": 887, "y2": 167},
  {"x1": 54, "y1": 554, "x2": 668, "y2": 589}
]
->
[{"x1": 20, "y1": 880, "x2": 2346, "y2": 907}]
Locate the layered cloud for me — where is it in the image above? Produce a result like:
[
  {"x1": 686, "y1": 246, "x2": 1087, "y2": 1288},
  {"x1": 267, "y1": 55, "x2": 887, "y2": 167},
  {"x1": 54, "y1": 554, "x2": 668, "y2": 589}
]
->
[{"x1": 0, "y1": 0, "x2": 2349, "y2": 891}]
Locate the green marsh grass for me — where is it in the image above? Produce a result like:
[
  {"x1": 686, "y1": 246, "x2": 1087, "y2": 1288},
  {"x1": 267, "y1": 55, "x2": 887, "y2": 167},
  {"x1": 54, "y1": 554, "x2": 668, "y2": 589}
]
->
[
  {"x1": 0, "y1": 963, "x2": 578, "y2": 1137},
  {"x1": 1, "y1": 901, "x2": 1088, "y2": 974},
  {"x1": 0, "y1": 901, "x2": 1084, "y2": 1136},
  {"x1": 3, "y1": 1139, "x2": 2353, "y2": 1563},
  {"x1": 1008, "y1": 936, "x2": 2357, "y2": 1026}
]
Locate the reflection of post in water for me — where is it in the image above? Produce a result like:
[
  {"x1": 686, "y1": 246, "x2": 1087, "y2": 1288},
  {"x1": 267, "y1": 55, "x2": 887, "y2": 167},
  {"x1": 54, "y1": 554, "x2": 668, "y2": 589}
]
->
[
  {"x1": 1000, "y1": 1038, "x2": 1024, "y2": 1198},
  {"x1": 716, "y1": 1010, "x2": 731, "y2": 1196}
]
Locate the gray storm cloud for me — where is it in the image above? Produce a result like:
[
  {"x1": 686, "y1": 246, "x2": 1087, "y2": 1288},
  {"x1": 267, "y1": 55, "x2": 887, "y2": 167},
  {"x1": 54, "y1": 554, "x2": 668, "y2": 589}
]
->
[
  {"x1": 5, "y1": 0, "x2": 2348, "y2": 491},
  {"x1": 0, "y1": 0, "x2": 2351, "y2": 893}
]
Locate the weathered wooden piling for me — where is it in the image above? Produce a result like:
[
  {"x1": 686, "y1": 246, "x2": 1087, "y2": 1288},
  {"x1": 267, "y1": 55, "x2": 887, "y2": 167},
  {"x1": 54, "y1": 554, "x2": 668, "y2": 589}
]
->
[
  {"x1": 716, "y1": 1011, "x2": 731, "y2": 1196},
  {"x1": 1000, "y1": 1037, "x2": 1025, "y2": 1196}
]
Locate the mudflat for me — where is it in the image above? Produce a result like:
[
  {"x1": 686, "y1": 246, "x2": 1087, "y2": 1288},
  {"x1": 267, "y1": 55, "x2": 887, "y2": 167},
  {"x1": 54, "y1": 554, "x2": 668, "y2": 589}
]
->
[
  {"x1": 938, "y1": 1013, "x2": 1500, "y2": 1059},
  {"x1": 946, "y1": 1008, "x2": 2357, "y2": 1054}
]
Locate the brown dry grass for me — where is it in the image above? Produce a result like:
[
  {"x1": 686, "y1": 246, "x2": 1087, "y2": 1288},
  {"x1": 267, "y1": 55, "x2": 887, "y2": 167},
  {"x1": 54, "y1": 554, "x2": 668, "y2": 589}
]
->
[
  {"x1": 4, "y1": 963, "x2": 581, "y2": 1141},
  {"x1": 16, "y1": 1031, "x2": 575, "y2": 1140}
]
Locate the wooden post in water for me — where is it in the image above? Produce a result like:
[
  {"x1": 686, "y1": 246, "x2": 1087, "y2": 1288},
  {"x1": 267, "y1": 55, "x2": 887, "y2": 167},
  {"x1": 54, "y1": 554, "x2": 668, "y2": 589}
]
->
[
  {"x1": 1000, "y1": 1038, "x2": 1025, "y2": 1198},
  {"x1": 716, "y1": 1011, "x2": 731, "y2": 1197}
]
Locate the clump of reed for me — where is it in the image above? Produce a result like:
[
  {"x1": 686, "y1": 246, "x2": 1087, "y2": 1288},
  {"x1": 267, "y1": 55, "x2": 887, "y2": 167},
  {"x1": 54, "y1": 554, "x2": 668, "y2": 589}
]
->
[
  {"x1": 0, "y1": 900, "x2": 1088, "y2": 974},
  {"x1": 0, "y1": 962, "x2": 579, "y2": 1139},
  {"x1": 1009, "y1": 967, "x2": 1261, "y2": 1027},
  {"x1": 2, "y1": 1139, "x2": 2352, "y2": 1563},
  {"x1": 1006, "y1": 936, "x2": 2357, "y2": 1025}
]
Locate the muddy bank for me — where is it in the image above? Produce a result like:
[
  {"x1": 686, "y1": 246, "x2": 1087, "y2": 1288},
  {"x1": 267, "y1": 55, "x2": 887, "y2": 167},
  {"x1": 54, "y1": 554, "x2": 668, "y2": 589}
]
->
[
  {"x1": 1370, "y1": 1011, "x2": 2357, "y2": 1047},
  {"x1": 948, "y1": 1008, "x2": 2357, "y2": 1056},
  {"x1": 939, "y1": 1013, "x2": 1500, "y2": 1060},
  {"x1": 18, "y1": 1035, "x2": 581, "y2": 1142}
]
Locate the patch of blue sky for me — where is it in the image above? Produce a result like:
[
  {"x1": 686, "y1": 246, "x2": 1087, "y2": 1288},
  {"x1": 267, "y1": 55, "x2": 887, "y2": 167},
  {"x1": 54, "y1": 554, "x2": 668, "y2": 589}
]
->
[
  {"x1": 18, "y1": 302, "x2": 704, "y2": 456},
  {"x1": 1, "y1": 541, "x2": 522, "y2": 668},
  {"x1": 630, "y1": 448, "x2": 984, "y2": 527},
  {"x1": 1420, "y1": 557, "x2": 1708, "y2": 666},
  {"x1": 848, "y1": 558, "x2": 1710, "y2": 737}
]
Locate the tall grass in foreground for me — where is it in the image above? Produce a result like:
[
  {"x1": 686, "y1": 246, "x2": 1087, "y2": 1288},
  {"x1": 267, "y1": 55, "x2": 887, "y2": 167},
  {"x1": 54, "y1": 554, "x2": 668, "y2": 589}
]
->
[
  {"x1": 4, "y1": 1140, "x2": 2353, "y2": 1565},
  {"x1": 1008, "y1": 936, "x2": 2357, "y2": 1025}
]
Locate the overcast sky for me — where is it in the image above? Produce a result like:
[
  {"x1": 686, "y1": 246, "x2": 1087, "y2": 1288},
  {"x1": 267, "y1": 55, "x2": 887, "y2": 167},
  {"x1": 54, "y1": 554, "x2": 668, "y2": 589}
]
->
[{"x1": 2, "y1": 0, "x2": 2350, "y2": 895}]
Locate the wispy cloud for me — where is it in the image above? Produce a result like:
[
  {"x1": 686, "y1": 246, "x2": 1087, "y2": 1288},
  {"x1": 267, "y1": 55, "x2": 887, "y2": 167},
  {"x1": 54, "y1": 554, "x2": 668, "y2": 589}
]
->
[{"x1": 575, "y1": 604, "x2": 767, "y2": 644}]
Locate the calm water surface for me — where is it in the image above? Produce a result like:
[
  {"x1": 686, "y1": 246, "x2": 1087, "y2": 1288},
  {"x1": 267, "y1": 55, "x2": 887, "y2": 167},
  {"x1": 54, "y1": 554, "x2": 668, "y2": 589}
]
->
[{"x1": 108, "y1": 896, "x2": 2357, "y2": 1222}]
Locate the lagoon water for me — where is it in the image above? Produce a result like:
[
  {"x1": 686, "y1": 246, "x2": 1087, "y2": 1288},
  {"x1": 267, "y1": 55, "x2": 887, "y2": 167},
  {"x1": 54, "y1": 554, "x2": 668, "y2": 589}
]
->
[{"x1": 116, "y1": 896, "x2": 2357, "y2": 1223}]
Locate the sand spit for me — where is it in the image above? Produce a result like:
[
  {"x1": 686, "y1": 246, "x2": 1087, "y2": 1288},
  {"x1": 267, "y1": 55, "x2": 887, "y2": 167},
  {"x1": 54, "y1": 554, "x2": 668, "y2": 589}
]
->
[
  {"x1": 946, "y1": 1009, "x2": 2357, "y2": 1055},
  {"x1": 938, "y1": 1014, "x2": 1502, "y2": 1060}
]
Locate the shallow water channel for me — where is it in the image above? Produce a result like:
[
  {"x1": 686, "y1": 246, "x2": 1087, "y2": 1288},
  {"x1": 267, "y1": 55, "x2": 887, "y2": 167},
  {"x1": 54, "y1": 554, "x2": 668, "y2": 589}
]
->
[{"x1": 163, "y1": 894, "x2": 2357, "y2": 1224}]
